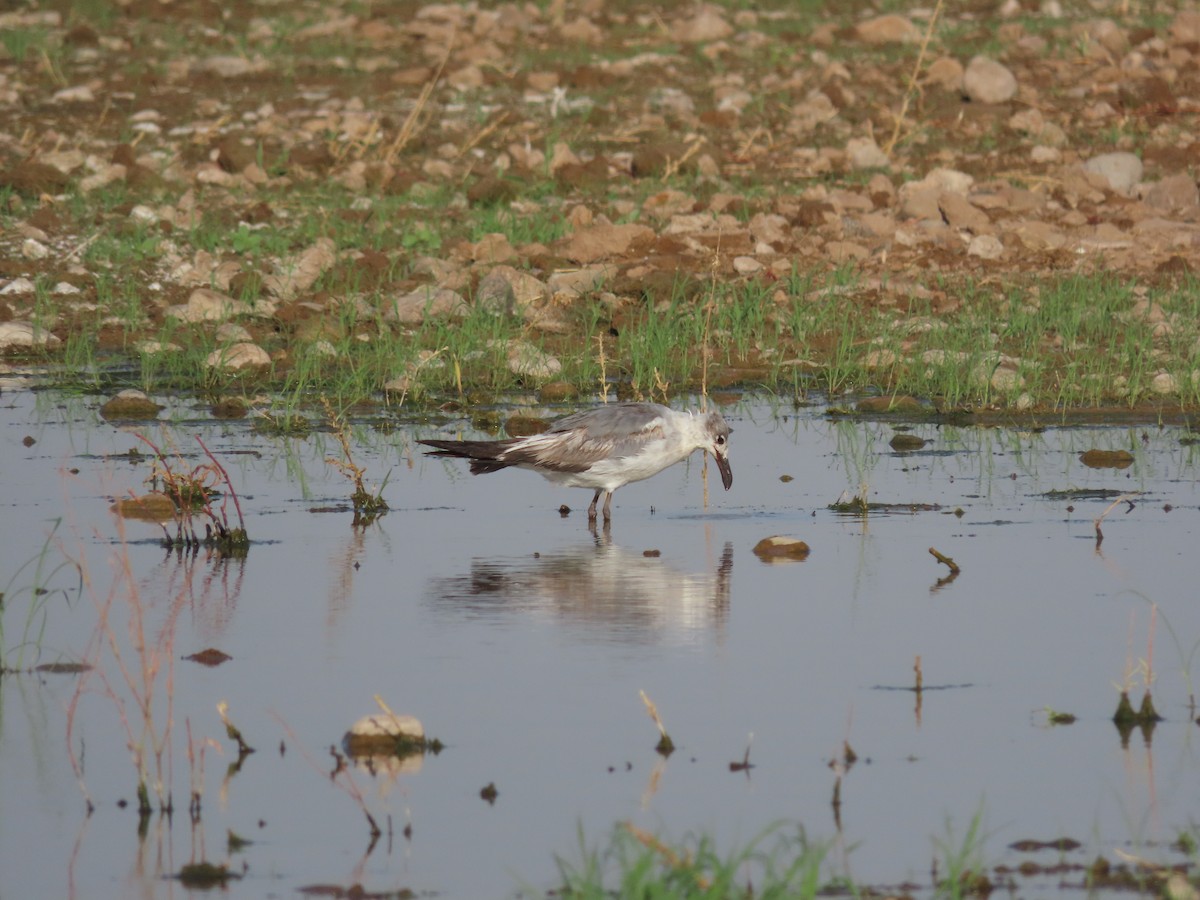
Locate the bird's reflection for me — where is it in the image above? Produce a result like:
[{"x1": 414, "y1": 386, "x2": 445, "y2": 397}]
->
[{"x1": 429, "y1": 528, "x2": 734, "y2": 646}]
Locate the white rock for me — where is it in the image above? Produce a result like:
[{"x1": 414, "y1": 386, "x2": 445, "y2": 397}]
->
[
  {"x1": 168, "y1": 287, "x2": 250, "y2": 323},
  {"x1": 504, "y1": 340, "x2": 562, "y2": 379},
  {"x1": 52, "y1": 84, "x2": 96, "y2": 103},
  {"x1": 0, "y1": 278, "x2": 36, "y2": 295},
  {"x1": 1151, "y1": 371, "x2": 1178, "y2": 394},
  {"x1": 205, "y1": 342, "x2": 270, "y2": 371},
  {"x1": 21, "y1": 239, "x2": 49, "y2": 260},
  {"x1": 0, "y1": 321, "x2": 60, "y2": 348},
  {"x1": 1083, "y1": 152, "x2": 1143, "y2": 195},
  {"x1": 215, "y1": 322, "x2": 252, "y2": 343},
  {"x1": 386, "y1": 287, "x2": 469, "y2": 324},
  {"x1": 963, "y1": 56, "x2": 1018, "y2": 104},
  {"x1": 968, "y1": 234, "x2": 1004, "y2": 259},
  {"x1": 133, "y1": 339, "x2": 182, "y2": 355},
  {"x1": 846, "y1": 136, "x2": 890, "y2": 170},
  {"x1": 733, "y1": 256, "x2": 764, "y2": 274},
  {"x1": 53, "y1": 281, "x2": 80, "y2": 295}
]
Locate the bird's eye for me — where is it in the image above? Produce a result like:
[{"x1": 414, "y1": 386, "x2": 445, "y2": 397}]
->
[{"x1": 716, "y1": 435, "x2": 726, "y2": 445}]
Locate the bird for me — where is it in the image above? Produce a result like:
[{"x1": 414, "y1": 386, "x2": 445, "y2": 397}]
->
[{"x1": 418, "y1": 402, "x2": 733, "y2": 522}]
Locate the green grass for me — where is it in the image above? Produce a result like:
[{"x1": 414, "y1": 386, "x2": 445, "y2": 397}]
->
[{"x1": 549, "y1": 822, "x2": 832, "y2": 900}]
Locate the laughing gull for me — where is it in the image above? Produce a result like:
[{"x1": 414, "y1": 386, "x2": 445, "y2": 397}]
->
[{"x1": 419, "y1": 402, "x2": 733, "y2": 521}]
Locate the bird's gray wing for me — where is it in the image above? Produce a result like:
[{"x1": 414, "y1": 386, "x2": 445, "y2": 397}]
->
[{"x1": 503, "y1": 404, "x2": 669, "y2": 472}]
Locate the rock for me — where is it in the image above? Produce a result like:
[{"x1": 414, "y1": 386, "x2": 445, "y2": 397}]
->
[
  {"x1": 133, "y1": 339, "x2": 182, "y2": 355},
  {"x1": 675, "y1": 6, "x2": 733, "y2": 43},
  {"x1": 470, "y1": 232, "x2": 515, "y2": 264},
  {"x1": 538, "y1": 381, "x2": 577, "y2": 402},
  {"x1": 560, "y1": 223, "x2": 654, "y2": 264},
  {"x1": 111, "y1": 492, "x2": 177, "y2": 522},
  {"x1": 1142, "y1": 173, "x2": 1198, "y2": 213},
  {"x1": 855, "y1": 14, "x2": 920, "y2": 44},
  {"x1": 343, "y1": 712, "x2": 425, "y2": 757},
  {"x1": 733, "y1": 256, "x2": 763, "y2": 274},
  {"x1": 925, "y1": 57, "x2": 964, "y2": 90},
  {"x1": 474, "y1": 269, "x2": 516, "y2": 315},
  {"x1": 752, "y1": 536, "x2": 811, "y2": 560},
  {"x1": 504, "y1": 340, "x2": 562, "y2": 379},
  {"x1": 938, "y1": 193, "x2": 992, "y2": 232},
  {"x1": 1151, "y1": 372, "x2": 1178, "y2": 395},
  {"x1": 846, "y1": 136, "x2": 890, "y2": 170},
  {"x1": 547, "y1": 265, "x2": 613, "y2": 297},
  {"x1": 963, "y1": 56, "x2": 1018, "y2": 103},
  {"x1": 21, "y1": 238, "x2": 49, "y2": 260},
  {"x1": 262, "y1": 238, "x2": 336, "y2": 298},
  {"x1": 386, "y1": 287, "x2": 469, "y2": 324},
  {"x1": 215, "y1": 322, "x2": 252, "y2": 343},
  {"x1": 168, "y1": 287, "x2": 250, "y2": 323},
  {"x1": 968, "y1": 234, "x2": 1004, "y2": 260},
  {"x1": 205, "y1": 342, "x2": 270, "y2": 371},
  {"x1": 1079, "y1": 449, "x2": 1135, "y2": 469},
  {"x1": 1, "y1": 277, "x2": 36, "y2": 295},
  {"x1": 99, "y1": 389, "x2": 162, "y2": 421},
  {"x1": 0, "y1": 321, "x2": 60, "y2": 349},
  {"x1": 1083, "y1": 152, "x2": 1142, "y2": 196},
  {"x1": 890, "y1": 433, "x2": 927, "y2": 450}
]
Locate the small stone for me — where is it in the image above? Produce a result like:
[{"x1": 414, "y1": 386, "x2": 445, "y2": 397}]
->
[
  {"x1": 1, "y1": 278, "x2": 36, "y2": 295},
  {"x1": 733, "y1": 256, "x2": 763, "y2": 275},
  {"x1": 752, "y1": 536, "x2": 811, "y2": 560},
  {"x1": 963, "y1": 56, "x2": 1018, "y2": 104},
  {"x1": 538, "y1": 381, "x2": 577, "y2": 402},
  {"x1": 111, "y1": 492, "x2": 177, "y2": 522},
  {"x1": 0, "y1": 321, "x2": 60, "y2": 349},
  {"x1": 925, "y1": 57, "x2": 964, "y2": 91},
  {"x1": 1083, "y1": 152, "x2": 1143, "y2": 196},
  {"x1": 846, "y1": 136, "x2": 890, "y2": 170},
  {"x1": 343, "y1": 712, "x2": 425, "y2": 758},
  {"x1": 386, "y1": 287, "x2": 469, "y2": 324},
  {"x1": 205, "y1": 342, "x2": 270, "y2": 371},
  {"x1": 855, "y1": 14, "x2": 920, "y2": 44},
  {"x1": 100, "y1": 389, "x2": 162, "y2": 421},
  {"x1": 675, "y1": 7, "x2": 733, "y2": 42},
  {"x1": 968, "y1": 234, "x2": 1004, "y2": 260},
  {"x1": 505, "y1": 340, "x2": 562, "y2": 379},
  {"x1": 1079, "y1": 449, "x2": 1135, "y2": 469},
  {"x1": 215, "y1": 322, "x2": 252, "y2": 343},
  {"x1": 1142, "y1": 173, "x2": 1198, "y2": 213},
  {"x1": 1151, "y1": 371, "x2": 1178, "y2": 395},
  {"x1": 21, "y1": 238, "x2": 49, "y2": 260},
  {"x1": 889, "y1": 433, "x2": 927, "y2": 451}
]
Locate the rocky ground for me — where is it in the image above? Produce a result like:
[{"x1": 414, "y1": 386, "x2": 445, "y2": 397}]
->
[{"x1": 1, "y1": 0, "x2": 1199, "y2": 407}]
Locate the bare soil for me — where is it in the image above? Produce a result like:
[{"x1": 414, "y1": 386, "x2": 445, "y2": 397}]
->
[{"x1": 2, "y1": 1, "x2": 1199, "y2": 409}]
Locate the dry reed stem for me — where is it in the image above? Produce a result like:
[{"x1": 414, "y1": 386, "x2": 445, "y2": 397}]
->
[
  {"x1": 638, "y1": 689, "x2": 669, "y2": 741},
  {"x1": 883, "y1": 0, "x2": 944, "y2": 157},
  {"x1": 623, "y1": 823, "x2": 711, "y2": 890},
  {"x1": 384, "y1": 36, "x2": 455, "y2": 167}
]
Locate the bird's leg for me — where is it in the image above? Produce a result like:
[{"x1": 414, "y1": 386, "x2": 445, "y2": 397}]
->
[
  {"x1": 602, "y1": 491, "x2": 614, "y2": 521},
  {"x1": 587, "y1": 489, "x2": 601, "y2": 522}
]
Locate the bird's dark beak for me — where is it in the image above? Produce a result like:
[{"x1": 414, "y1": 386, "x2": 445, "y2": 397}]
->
[{"x1": 716, "y1": 452, "x2": 733, "y2": 490}]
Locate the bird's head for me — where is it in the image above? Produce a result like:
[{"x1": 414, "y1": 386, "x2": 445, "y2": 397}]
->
[{"x1": 703, "y1": 411, "x2": 733, "y2": 490}]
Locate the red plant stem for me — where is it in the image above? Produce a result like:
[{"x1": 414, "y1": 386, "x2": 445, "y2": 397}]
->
[{"x1": 195, "y1": 436, "x2": 245, "y2": 530}]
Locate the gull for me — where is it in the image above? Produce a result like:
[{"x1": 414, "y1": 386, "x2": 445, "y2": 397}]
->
[{"x1": 419, "y1": 402, "x2": 733, "y2": 521}]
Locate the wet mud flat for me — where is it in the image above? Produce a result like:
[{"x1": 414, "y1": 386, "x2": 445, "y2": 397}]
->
[{"x1": 1, "y1": 388, "x2": 1199, "y2": 899}]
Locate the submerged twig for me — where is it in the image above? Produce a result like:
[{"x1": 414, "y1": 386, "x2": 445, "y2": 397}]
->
[{"x1": 929, "y1": 546, "x2": 960, "y2": 574}]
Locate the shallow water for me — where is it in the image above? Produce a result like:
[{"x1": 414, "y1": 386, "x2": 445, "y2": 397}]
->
[{"x1": 2, "y1": 385, "x2": 1198, "y2": 899}]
